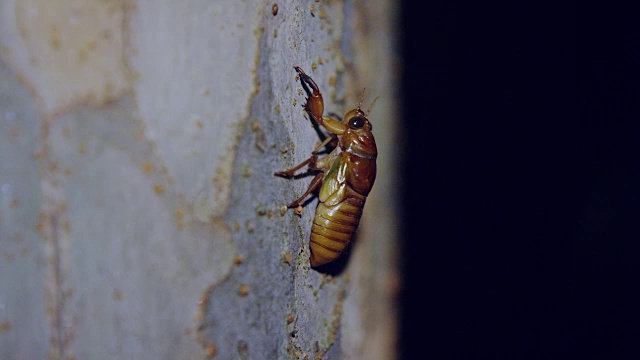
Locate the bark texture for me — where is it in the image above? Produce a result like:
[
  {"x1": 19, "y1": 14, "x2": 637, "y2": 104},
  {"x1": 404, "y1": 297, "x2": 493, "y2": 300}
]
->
[{"x1": 0, "y1": 1, "x2": 399, "y2": 359}]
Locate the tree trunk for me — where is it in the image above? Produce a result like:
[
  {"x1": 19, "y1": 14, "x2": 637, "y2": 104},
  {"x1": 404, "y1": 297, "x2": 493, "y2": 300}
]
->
[{"x1": 0, "y1": 1, "x2": 399, "y2": 358}]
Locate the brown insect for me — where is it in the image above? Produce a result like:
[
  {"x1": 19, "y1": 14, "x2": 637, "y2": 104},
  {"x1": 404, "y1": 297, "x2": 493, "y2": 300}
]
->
[{"x1": 275, "y1": 67, "x2": 377, "y2": 267}]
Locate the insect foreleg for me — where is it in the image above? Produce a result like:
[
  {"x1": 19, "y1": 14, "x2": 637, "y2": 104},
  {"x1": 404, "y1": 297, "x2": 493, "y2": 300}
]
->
[
  {"x1": 319, "y1": 116, "x2": 346, "y2": 135},
  {"x1": 294, "y1": 66, "x2": 347, "y2": 136},
  {"x1": 294, "y1": 66, "x2": 324, "y2": 123}
]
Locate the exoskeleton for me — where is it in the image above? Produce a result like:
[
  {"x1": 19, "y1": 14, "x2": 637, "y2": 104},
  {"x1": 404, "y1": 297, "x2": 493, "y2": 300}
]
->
[{"x1": 275, "y1": 67, "x2": 377, "y2": 267}]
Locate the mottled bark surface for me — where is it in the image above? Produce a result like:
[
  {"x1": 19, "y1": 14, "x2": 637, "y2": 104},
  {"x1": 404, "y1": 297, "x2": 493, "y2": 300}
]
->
[{"x1": 0, "y1": 1, "x2": 399, "y2": 359}]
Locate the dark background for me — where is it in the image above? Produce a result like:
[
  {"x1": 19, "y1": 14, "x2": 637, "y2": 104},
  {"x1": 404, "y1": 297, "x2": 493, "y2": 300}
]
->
[{"x1": 400, "y1": 1, "x2": 638, "y2": 358}]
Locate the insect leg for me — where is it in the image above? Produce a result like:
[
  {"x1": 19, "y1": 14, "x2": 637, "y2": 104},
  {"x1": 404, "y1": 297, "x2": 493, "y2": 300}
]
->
[
  {"x1": 312, "y1": 135, "x2": 337, "y2": 155},
  {"x1": 285, "y1": 172, "x2": 324, "y2": 208},
  {"x1": 274, "y1": 155, "x2": 319, "y2": 178},
  {"x1": 294, "y1": 66, "x2": 324, "y2": 123},
  {"x1": 295, "y1": 67, "x2": 347, "y2": 136}
]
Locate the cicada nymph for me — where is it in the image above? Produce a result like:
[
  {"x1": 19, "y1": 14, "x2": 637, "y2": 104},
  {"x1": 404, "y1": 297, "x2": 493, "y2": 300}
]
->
[{"x1": 275, "y1": 67, "x2": 377, "y2": 267}]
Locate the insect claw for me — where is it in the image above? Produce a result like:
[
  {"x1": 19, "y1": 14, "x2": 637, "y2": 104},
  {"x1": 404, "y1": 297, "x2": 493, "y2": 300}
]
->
[{"x1": 294, "y1": 66, "x2": 321, "y2": 96}]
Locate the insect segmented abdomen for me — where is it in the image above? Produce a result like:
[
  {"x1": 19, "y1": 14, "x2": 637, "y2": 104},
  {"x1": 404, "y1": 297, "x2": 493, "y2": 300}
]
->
[{"x1": 309, "y1": 190, "x2": 366, "y2": 267}]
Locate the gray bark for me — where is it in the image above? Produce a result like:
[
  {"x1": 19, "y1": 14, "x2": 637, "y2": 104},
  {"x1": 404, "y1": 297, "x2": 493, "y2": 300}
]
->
[{"x1": 0, "y1": 1, "x2": 399, "y2": 359}]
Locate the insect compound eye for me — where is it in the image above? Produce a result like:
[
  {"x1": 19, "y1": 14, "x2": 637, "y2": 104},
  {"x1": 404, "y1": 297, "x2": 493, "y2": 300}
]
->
[{"x1": 348, "y1": 116, "x2": 365, "y2": 129}]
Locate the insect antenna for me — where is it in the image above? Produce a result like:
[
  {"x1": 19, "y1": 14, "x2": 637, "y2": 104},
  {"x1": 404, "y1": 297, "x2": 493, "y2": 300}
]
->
[
  {"x1": 356, "y1": 88, "x2": 366, "y2": 112},
  {"x1": 366, "y1": 95, "x2": 381, "y2": 116}
]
